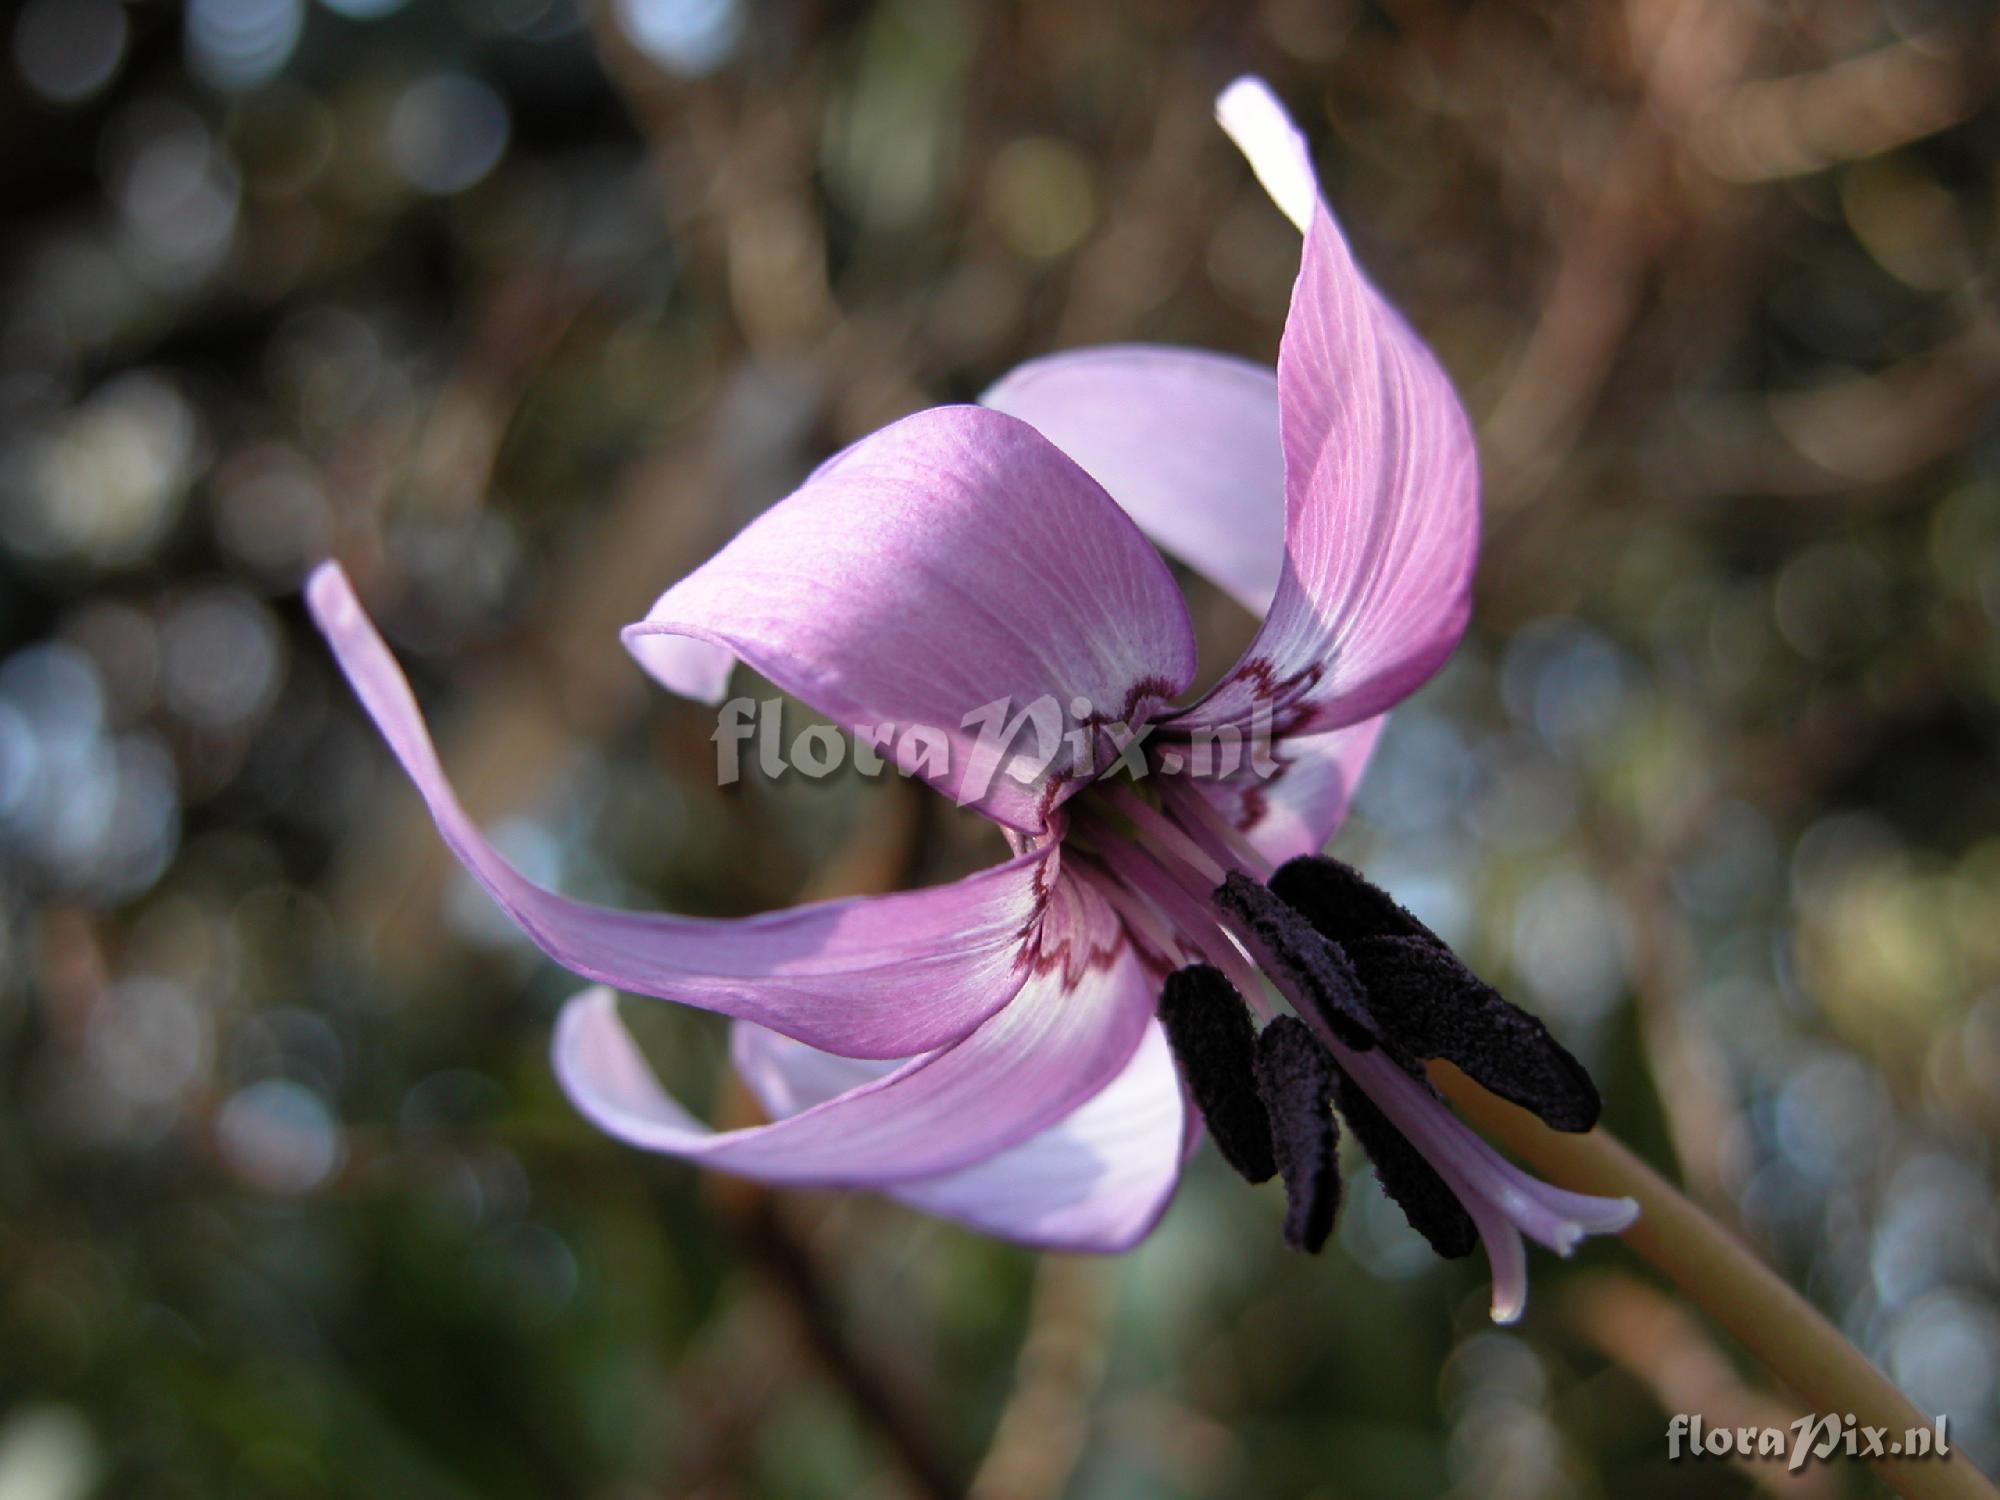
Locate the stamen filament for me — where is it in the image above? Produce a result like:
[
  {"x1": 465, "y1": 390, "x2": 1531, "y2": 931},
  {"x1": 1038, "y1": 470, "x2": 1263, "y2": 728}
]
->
[
  {"x1": 1159, "y1": 779, "x2": 1275, "y2": 882},
  {"x1": 1089, "y1": 836, "x2": 1271, "y2": 1017},
  {"x1": 1075, "y1": 856, "x2": 1192, "y2": 969},
  {"x1": 1102, "y1": 784, "x2": 1228, "y2": 887}
]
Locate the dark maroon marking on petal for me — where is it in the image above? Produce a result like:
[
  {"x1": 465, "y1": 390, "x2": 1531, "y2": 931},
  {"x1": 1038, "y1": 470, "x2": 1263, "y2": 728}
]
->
[
  {"x1": 1253, "y1": 1016, "x2": 1341, "y2": 1253},
  {"x1": 1158, "y1": 964, "x2": 1276, "y2": 1184},
  {"x1": 1212, "y1": 655, "x2": 1326, "y2": 720},
  {"x1": 1154, "y1": 657, "x2": 1323, "y2": 833},
  {"x1": 1064, "y1": 673, "x2": 1190, "y2": 794},
  {"x1": 1343, "y1": 936, "x2": 1601, "y2": 1132},
  {"x1": 1214, "y1": 872, "x2": 1379, "y2": 1052},
  {"x1": 1013, "y1": 851, "x2": 1130, "y2": 982},
  {"x1": 1030, "y1": 772, "x2": 1076, "y2": 836},
  {"x1": 1268, "y1": 854, "x2": 1446, "y2": 948},
  {"x1": 1105, "y1": 674, "x2": 1189, "y2": 730},
  {"x1": 1069, "y1": 852, "x2": 1185, "y2": 978},
  {"x1": 1011, "y1": 672, "x2": 1184, "y2": 840},
  {"x1": 1331, "y1": 1066, "x2": 1477, "y2": 1259}
]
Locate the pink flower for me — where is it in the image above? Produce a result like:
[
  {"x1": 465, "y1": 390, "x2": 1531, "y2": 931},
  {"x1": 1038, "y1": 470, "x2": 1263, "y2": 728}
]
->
[{"x1": 309, "y1": 78, "x2": 1633, "y2": 1321}]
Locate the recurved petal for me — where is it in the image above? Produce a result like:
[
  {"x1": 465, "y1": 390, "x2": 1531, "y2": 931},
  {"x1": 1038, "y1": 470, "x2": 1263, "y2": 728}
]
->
[
  {"x1": 891, "y1": 1021, "x2": 1189, "y2": 1251},
  {"x1": 552, "y1": 938, "x2": 1160, "y2": 1186},
  {"x1": 622, "y1": 405, "x2": 1198, "y2": 832},
  {"x1": 307, "y1": 562, "x2": 1040, "y2": 1060},
  {"x1": 981, "y1": 346, "x2": 1285, "y2": 617},
  {"x1": 735, "y1": 1017, "x2": 1190, "y2": 1253},
  {"x1": 1175, "y1": 79, "x2": 1479, "y2": 741}
]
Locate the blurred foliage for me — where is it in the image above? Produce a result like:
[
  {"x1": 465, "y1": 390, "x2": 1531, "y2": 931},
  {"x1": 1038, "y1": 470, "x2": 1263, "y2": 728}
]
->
[{"x1": 1, "y1": 0, "x2": 1998, "y2": 1497}]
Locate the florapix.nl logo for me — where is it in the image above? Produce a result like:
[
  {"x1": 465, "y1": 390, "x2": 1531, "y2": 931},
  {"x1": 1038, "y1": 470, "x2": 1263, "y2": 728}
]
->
[{"x1": 711, "y1": 694, "x2": 1287, "y2": 803}]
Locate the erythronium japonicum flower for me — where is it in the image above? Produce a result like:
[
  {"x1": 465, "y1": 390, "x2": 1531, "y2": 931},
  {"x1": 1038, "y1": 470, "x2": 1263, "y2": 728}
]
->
[{"x1": 308, "y1": 77, "x2": 1635, "y2": 1323}]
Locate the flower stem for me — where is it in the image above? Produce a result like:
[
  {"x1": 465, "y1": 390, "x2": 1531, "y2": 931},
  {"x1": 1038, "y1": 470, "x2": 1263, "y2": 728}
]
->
[{"x1": 1430, "y1": 1062, "x2": 1999, "y2": 1500}]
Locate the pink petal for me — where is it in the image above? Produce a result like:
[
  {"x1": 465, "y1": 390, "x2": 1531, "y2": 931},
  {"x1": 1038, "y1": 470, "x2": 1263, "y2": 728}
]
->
[
  {"x1": 981, "y1": 346, "x2": 1284, "y2": 616},
  {"x1": 307, "y1": 562, "x2": 1040, "y2": 1059},
  {"x1": 889, "y1": 1021, "x2": 1188, "y2": 1251},
  {"x1": 1176, "y1": 79, "x2": 1479, "y2": 740},
  {"x1": 1189, "y1": 713, "x2": 1386, "y2": 864},
  {"x1": 734, "y1": 1018, "x2": 1188, "y2": 1252},
  {"x1": 551, "y1": 933, "x2": 1160, "y2": 1184},
  {"x1": 623, "y1": 406, "x2": 1198, "y2": 832}
]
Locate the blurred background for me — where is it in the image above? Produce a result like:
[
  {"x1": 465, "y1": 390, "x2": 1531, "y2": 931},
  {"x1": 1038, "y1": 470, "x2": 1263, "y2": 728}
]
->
[{"x1": 1, "y1": 0, "x2": 1997, "y2": 1495}]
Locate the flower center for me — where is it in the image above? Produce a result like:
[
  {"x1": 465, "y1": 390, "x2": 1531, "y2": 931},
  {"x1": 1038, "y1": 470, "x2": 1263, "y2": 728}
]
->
[{"x1": 1062, "y1": 776, "x2": 1637, "y2": 1323}]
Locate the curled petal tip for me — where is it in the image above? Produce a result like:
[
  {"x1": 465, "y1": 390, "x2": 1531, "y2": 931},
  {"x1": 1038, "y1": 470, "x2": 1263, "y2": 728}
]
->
[{"x1": 1489, "y1": 1287, "x2": 1527, "y2": 1325}]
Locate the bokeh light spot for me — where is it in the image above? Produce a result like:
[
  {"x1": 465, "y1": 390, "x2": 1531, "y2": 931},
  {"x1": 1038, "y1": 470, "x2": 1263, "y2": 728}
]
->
[
  {"x1": 185, "y1": 0, "x2": 306, "y2": 93},
  {"x1": 388, "y1": 73, "x2": 511, "y2": 195},
  {"x1": 217, "y1": 1080, "x2": 343, "y2": 1194},
  {"x1": 13, "y1": 0, "x2": 127, "y2": 105},
  {"x1": 614, "y1": 0, "x2": 741, "y2": 75}
]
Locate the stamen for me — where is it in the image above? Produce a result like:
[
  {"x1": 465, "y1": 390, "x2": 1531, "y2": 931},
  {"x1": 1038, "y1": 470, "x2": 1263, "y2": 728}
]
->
[
  {"x1": 1269, "y1": 854, "x2": 1443, "y2": 947},
  {"x1": 1342, "y1": 935, "x2": 1601, "y2": 1133},
  {"x1": 1158, "y1": 965, "x2": 1276, "y2": 1184},
  {"x1": 1271, "y1": 856, "x2": 1602, "y2": 1132},
  {"x1": 1328, "y1": 1060, "x2": 1476, "y2": 1260},
  {"x1": 1252, "y1": 1016, "x2": 1341, "y2": 1253},
  {"x1": 1213, "y1": 872, "x2": 1380, "y2": 1052},
  {"x1": 1083, "y1": 820, "x2": 1633, "y2": 1313}
]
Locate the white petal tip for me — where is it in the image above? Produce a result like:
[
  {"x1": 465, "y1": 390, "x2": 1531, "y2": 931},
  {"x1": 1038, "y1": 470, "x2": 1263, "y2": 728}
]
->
[
  {"x1": 620, "y1": 624, "x2": 738, "y2": 705},
  {"x1": 1214, "y1": 76, "x2": 1316, "y2": 235},
  {"x1": 304, "y1": 560, "x2": 356, "y2": 626},
  {"x1": 1215, "y1": 76, "x2": 1285, "y2": 129},
  {"x1": 1489, "y1": 1291, "x2": 1526, "y2": 1325}
]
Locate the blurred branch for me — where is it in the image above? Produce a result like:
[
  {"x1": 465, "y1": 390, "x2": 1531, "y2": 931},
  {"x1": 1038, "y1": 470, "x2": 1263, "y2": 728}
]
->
[
  {"x1": 729, "y1": 1194, "x2": 962, "y2": 1500},
  {"x1": 677, "y1": 781, "x2": 960, "y2": 1499},
  {"x1": 1562, "y1": 1272, "x2": 1838, "y2": 1498},
  {"x1": 1481, "y1": 0, "x2": 1756, "y2": 506},
  {"x1": 406, "y1": 269, "x2": 596, "y2": 520},
  {"x1": 967, "y1": 1257, "x2": 1112, "y2": 1500},
  {"x1": 1691, "y1": 37, "x2": 1981, "y2": 184}
]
